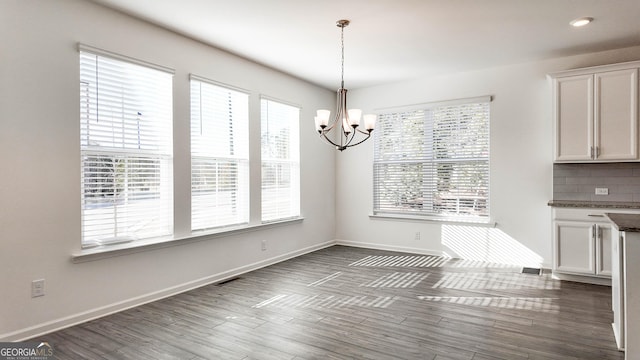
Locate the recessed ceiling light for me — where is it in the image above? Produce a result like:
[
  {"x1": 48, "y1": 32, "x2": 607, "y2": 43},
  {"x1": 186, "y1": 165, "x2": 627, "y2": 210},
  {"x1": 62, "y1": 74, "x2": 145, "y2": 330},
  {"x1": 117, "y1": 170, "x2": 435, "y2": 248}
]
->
[{"x1": 570, "y1": 17, "x2": 593, "y2": 27}]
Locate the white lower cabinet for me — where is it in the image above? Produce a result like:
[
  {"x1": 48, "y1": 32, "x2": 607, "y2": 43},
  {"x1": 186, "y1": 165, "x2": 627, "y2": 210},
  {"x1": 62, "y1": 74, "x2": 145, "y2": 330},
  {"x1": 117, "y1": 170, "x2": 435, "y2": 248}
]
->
[
  {"x1": 554, "y1": 220, "x2": 610, "y2": 276},
  {"x1": 550, "y1": 207, "x2": 640, "y2": 283}
]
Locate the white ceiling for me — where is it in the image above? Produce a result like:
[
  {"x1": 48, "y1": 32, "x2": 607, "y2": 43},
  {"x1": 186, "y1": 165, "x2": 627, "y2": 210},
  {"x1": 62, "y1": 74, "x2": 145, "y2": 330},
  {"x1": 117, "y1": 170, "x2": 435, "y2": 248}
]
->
[{"x1": 90, "y1": 0, "x2": 640, "y2": 90}]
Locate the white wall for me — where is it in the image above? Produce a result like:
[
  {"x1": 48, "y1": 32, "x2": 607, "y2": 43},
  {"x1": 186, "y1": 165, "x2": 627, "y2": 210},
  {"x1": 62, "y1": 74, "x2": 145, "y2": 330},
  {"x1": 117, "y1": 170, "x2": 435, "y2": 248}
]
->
[
  {"x1": 0, "y1": 0, "x2": 335, "y2": 340},
  {"x1": 335, "y1": 45, "x2": 640, "y2": 268}
]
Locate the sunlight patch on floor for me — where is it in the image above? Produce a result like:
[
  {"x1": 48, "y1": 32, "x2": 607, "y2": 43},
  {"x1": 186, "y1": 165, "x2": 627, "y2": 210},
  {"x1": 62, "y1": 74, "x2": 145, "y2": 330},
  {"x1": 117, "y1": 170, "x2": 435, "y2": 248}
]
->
[
  {"x1": 360, "y1": 272, "x2": 429, "y2": 288},
  {"x1": 253, "y1": 294, "x2": 398, "y2": 309},
  {"x1": 432, "y1": 272, "x2": 560, "y2": 290},
  {"x1": 307, "y1": 272, "x2": 342, "y2": 287},
  {"x1": 442, "y1": 225, "x2": 544, "y2": 268},
  {"x1": 349, "y1": 255, "x2": 450, "y2": 267},
  {"x1": 417, "y1": 295, "x2": 559, "y2": 312}
]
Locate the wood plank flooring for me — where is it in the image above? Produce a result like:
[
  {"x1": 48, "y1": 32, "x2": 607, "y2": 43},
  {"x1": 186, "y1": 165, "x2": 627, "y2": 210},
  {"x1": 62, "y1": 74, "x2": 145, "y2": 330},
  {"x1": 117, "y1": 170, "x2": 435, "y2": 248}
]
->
[{"x1": 32, "y1": 246, "x2": 624, "y2": 359}]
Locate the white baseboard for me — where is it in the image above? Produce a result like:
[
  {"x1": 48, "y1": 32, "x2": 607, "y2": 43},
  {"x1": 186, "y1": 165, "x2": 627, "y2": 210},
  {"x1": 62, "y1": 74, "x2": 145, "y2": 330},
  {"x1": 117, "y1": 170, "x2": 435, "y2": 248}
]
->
[
  {"x1": 612, "y1": 323, "x2": 625, "y2": 351},
  {"x1": 551, "y1": 271, "x2": 612, "y2": 286},
  {"x1": 335, "y1": 239, "x2": 444, "y2": 257},
  {"x1": 2, "y1": 240, "x2": 335, "y2": 342}
]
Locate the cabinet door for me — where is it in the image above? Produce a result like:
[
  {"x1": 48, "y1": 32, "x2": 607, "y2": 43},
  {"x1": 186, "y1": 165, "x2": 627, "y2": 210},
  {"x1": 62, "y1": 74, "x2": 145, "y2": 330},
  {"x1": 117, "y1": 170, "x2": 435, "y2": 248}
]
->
[
  {"x1": 554, "y1": 221, "x2": 595, "y2": 274},
  {"x1": 596, "y1": 223, "x2": 612, "y2": 276},
  {"x1": 554, "y1": 75, "x2": 594, "y2": 161},
  {"x1": 595, "y1": 69, "x2": 638, "y2": 160},
  {"x1": 611, "y1": 228, "x2": 624, "y2": 349},
  {"x1": 596, "y1": 224, "x2": 612, "y2": 276}
]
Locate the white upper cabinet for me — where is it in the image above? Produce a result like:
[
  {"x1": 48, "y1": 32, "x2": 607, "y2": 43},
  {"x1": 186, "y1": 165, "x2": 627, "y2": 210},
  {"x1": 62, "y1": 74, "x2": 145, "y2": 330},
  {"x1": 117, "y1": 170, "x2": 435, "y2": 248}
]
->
[
  {"x1": 554, "y1": 74, "x2": 594, "y2": 161},
  {"x1": 551, "y1": 62, "x2": 639, "y2": 162},
  {"x1": 595, "y1": 69, "x2": 638, "y2": 160}
]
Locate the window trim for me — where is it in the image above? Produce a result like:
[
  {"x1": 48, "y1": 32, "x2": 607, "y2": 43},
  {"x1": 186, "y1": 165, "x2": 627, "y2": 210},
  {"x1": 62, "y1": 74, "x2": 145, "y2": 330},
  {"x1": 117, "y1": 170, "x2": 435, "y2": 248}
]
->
[
  {"x1": 189, "y1": 74, "x2": 250, "y2": 94},
  {"x1": 78, "y1": 43, "x2": 174, "y2": 74},
  {"x1": 368, "y1": 213, "x2": 495, "y2": 226},
  {"x1": 376, "y1": 96, "x2": 491, "y2": 113},
  {"x1": 72, "y1": 216, "x2": 304, "y2": 263},
  {"x1": 372, "y1": 95, "x2": 492, "y2": 223},
  {"x1": 79, "y1": 45, "x2": 175, "y2": 248}
]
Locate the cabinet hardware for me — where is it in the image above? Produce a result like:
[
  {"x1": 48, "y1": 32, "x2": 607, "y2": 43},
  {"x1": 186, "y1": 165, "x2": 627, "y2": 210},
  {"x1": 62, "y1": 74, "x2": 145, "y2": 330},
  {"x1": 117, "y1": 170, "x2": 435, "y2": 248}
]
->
[
  {"x1": 587, "y1": 214, "x2": 605, "y2": 217},
  {"x1": 590, "y1": 146, "x2": 595, "y2": 159},
  {"x1": 595, "y1": 146, "x2": 600, "y2": 158},
  {"x1": 592, "y1": 224, "x2": 597, "y2": 241}
]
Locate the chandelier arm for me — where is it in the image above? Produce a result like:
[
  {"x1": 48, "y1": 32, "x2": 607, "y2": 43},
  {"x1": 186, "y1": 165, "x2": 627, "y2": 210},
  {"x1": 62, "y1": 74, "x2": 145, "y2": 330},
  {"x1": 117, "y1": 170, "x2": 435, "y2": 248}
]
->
[
  {"x1": 336, "y1": 89, "x2": 346, "y2": 149},
  {"x1": 322, "y1": 120, "x2": 339, "y2": 132},
  {"x1": 336, "y1": 88, "x2": 350, "y2": 136},
  {"x1": 319, "y1": 131, "x2": 347, "y2": 151},
  {"x1": 341, "y1": 129, "x2": 358, "y2": 148},
  {"x1": 343, "y1": 131, "x2": 372, "y2": 149},
  {"x1": 319, "y1": 132, "x2": 339, "y2": 147}
]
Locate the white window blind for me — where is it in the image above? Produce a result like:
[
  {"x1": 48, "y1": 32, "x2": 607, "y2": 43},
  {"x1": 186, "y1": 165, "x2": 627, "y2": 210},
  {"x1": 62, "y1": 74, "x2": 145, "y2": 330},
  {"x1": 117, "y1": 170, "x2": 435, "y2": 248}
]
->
[
  {"x1": 261, "y1": 98, "x2": 300, "y2": 222},
  {"x1": 190, "y1": 77, "x2": 249, "y2": 231},
  {"x1": 373, "y1": 98, "x2": 490, "y2": 220},
  {"x1": 80, "y1": 49, "x2": 173, "y2": 247}
]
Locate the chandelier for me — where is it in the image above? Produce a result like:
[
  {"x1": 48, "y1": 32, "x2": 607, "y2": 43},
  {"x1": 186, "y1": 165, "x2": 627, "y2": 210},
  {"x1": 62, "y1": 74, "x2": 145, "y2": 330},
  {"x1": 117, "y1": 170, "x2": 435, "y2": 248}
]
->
[{"x1": 315, "y1": 20, "x2": 376, "y2": 151}]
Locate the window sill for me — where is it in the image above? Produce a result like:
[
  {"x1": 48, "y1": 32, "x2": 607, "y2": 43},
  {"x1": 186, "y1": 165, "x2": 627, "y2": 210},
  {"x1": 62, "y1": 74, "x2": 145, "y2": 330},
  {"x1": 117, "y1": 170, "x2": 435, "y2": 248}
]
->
[
  {"x1": 71, "y1": 217, "x2": 304, "y2": 263},
  {"x1": 369, "y1": 213, "x2": 496, "y2": 227}
]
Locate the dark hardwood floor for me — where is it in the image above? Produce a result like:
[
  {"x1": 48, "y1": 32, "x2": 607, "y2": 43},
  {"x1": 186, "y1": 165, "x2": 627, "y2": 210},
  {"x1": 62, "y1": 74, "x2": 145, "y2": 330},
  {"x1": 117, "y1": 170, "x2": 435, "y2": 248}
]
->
[{"x1": 33, "y1": 246, "x2": 623, "y2": 359}]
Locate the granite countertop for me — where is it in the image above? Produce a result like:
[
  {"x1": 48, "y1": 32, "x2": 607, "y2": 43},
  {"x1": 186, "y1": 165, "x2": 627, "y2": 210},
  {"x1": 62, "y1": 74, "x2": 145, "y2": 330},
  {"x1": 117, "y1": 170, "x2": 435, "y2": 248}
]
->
[
  {"x1": 605, "y1": 213, "x2": 640, "y2": 232},
  {"x1": 547, "y1": 200, "x2": 640, "y2": 209}
]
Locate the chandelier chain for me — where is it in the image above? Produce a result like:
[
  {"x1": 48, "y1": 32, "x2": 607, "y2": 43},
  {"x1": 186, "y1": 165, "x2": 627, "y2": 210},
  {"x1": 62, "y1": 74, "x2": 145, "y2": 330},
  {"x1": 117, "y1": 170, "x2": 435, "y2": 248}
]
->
[{"x1": 341, "y1": 25, "x2": 345, "y2": 89}]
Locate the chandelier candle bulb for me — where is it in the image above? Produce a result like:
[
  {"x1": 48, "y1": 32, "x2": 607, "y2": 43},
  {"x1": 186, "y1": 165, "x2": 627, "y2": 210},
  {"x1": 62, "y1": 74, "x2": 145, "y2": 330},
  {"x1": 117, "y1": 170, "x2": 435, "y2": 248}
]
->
[
  {"x1": 348, "y1": 109, "x2": 362, "y2": 126},
  {"x1": 317, "y1": 109, "x2": 330, "y2": 125},
  {"x1": 364, "y1": 114, "x2": 376, "y2": 131}
]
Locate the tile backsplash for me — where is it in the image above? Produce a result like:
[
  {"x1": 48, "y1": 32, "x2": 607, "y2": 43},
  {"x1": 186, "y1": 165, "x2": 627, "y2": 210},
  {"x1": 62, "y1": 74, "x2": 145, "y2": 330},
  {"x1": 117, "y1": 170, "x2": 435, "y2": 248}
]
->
[{"x1": 553, "y1": 163, "x2": 640, "y2": 202}]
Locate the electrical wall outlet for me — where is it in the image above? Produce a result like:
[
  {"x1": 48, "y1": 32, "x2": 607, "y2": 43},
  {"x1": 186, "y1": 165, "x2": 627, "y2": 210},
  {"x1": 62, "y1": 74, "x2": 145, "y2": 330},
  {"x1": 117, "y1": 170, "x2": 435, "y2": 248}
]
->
[
  {"x1": 414, "y1": 232, "x2": 421, "y2": 241},
  {"x1": 595, "y1": 187, "x2": 609, "y2": 195},
  {"x1": 31, "y1": 279, "x2": 45, "y2": 298},
  {"x1": 261, "y1": 240, "x2": 267, "y2": 251}
]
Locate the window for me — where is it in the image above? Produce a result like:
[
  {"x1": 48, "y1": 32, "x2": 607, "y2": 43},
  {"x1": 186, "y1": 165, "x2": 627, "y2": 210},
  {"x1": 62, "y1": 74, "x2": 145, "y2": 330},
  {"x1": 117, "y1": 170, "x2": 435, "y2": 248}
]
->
[
  {"x1": 190, "y1": 77, "x2": 249, "y2": 231},
  {"x1": 260, "y1": 98, "x2": 300, "y2": 222},
  {"x1": 80, "y1": 47, "x2": 173, "y2": 247},
  {"x1": 373, "y1": 97, "x2": 490, "y2": 221}
]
